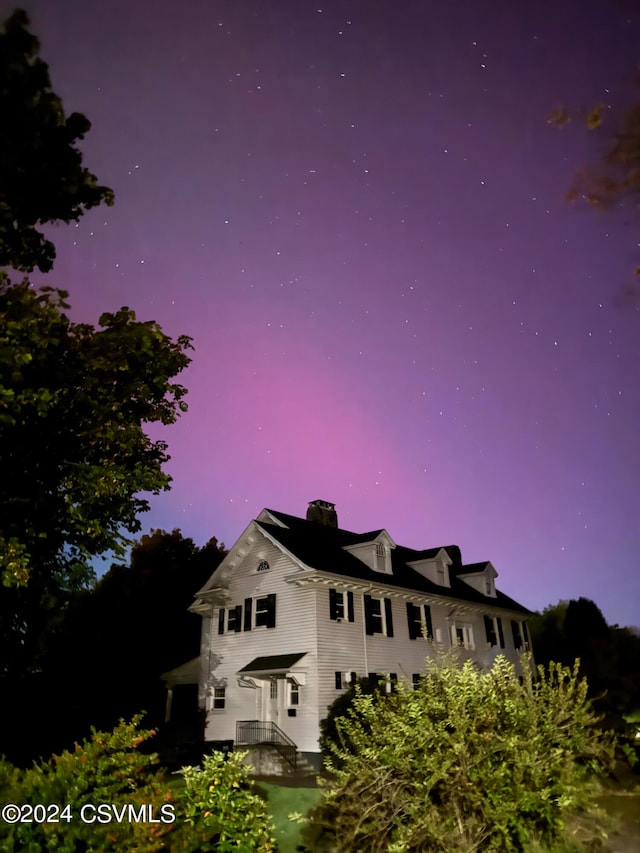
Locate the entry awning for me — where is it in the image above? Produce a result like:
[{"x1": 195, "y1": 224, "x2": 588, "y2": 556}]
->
[
  {"x1": 161, "y1": 656, "x2": 200, "y2": 687},
  {"x1": 238, "y1": 652, "x2": 306, "y2": 676}
]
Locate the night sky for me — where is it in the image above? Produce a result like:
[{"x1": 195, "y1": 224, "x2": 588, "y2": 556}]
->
[{"x1": 5, "y1": 0, "x2": 639, "y2": 627}]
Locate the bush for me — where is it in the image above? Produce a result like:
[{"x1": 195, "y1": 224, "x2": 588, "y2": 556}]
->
[
  {"x1": 180, "y1": 751, "x2": 277, "y2": 851},
  {"x1": 0, "y1": 715, "x2": 175, "y2": 852},
  {"x1": 319, "y1": 676, "x2": 388, "y2": 770},
  {"x1": 308, "y1": 654, "x2": 616, "y2": 852},
  {"x1": 0, "y1": 717, "x2": 276, "y2": 852}
]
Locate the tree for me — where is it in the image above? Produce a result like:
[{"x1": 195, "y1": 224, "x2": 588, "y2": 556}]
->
[
  {"x1": 0, "y1": 281, "x2": 192, "y2": 687},
  {"x1": 306, "y1": 654, "x2": 615, "y2": 852},
  {"x1": 16, "y1": 530, "x2": 226, "y2": 764},
  {"x1": 0, "y1": 9, "x2": 114, "y2": 272},
  {"x1": 549, "y1": 79, "x2": 640, "y2": 285},
  {"x1": 530, "y1": 598, "x2": 640, "y2": 732}
]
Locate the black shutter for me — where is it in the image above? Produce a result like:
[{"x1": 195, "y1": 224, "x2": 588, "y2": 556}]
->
[
  {"x1": 266, "y1": 593, "x2": 276, "y2": 628},
  {"x1": 522, "y1": 620, "x2": 529, "y2": 644},
  {"x1": 334, "y1": 672, "x2": 342, "y2": 689},
  {"x1": 497, "y1": 617, "x2": 505, "y2": 648},
  {"x1": 350, "y1": 671, "x2": 357, "y2": 684},
  {"x1": 424, "y1": 604, "x2": 433, "y2": 639},
  {"x1": 244, "y1": 598, "x2": 252, "y2": 631},
  {"x1": 218, "y1": 608, "x2": 225, "y2": 634},
  {"x1": 384, "y1": 598, "x2": 394, "y2": 637},
  {"x1": 368, "y1": 672, "x2": 379, "y2": 686},
  {"x1": 389, "y1": 673, "x2": 398, "y2": 691},
  {"x1": 511, "y1": 620, "x2": 522, "y2": 650},
  {"x1": 406, "y1": 602, "x2": 419, "y2": 639},
  {"x1": 484, "y1": 615, "x2": 496, "y2": 646},
  {"x1": 347, "y1": 591, "x2": 355, "y2": 622},
  {"x1": 364, "y1": 595, "x2": 374, "y2": 635},
  {"x1": 234, "y1": 604, "x2": 242, "y2": 633},
  {"x1": 329, "y1": 588, "x2": 338, "y2": 620}
]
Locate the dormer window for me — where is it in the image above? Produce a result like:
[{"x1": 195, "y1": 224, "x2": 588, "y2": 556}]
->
[
  {"x1": 342, "y1": 531, "x2": 395, "y2": 574},
  {"x1": 485, "y1": 579, "x2": 492, "y2": 596},
  {"x1": 436, "y1": 565, "x2": 446, "y2": 585},
  {"x1": 256, "y1": 560, "x2": 270, "y2": 573}
]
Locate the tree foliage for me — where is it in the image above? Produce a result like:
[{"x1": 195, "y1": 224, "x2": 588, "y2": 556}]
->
[
  {"x1": 307, "y1": 654, "x2": 615, "y2": 852},
  {"x1": 0, "y1": 9, "x2": 114, "y2": 272},
  {"x1": 16, "y1": 530, "x2": 226, "y2": 763},
  {"x1": 530, "y1": 597, "x2": 640, "y2": 732},
  {"x1": 549, "y1": 80, "x2": 640, "y2": 283},
  {"x1": 0, "y1": 280, "x2": 192, "y2": 686}
]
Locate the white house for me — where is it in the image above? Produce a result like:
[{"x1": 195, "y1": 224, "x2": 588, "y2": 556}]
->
[{"x1": 188, "y1": 499, "x2": 532, "y2": 773}]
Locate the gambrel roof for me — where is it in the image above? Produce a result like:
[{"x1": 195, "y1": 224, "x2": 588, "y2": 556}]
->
[{"x1": 254, "y1": 508, "x2": 530, "y2": 615}]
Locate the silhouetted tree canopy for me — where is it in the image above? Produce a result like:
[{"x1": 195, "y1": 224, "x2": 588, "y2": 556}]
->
[
  {"x1": 0, "y1": 10, "x2": 114, "y2": 272},
  {"x1": 530, "y1": 597, "x2": 640, "y2": 730},
  {"x1": 0, "y1": 281, "x2": 192, "y2": 688},
  {"x1": 1, "y1": 530, "x2": 225, "y2": 764}
]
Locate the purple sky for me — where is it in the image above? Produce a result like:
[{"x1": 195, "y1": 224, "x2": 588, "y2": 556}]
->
[{"x1": 6, "y1": 0, "x2": 640, "y2": 627}]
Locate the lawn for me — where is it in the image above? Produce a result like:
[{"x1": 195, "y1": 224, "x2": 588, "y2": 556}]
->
[{"x1": 254, "y1": 780, "x2": 321, "y2": 853}]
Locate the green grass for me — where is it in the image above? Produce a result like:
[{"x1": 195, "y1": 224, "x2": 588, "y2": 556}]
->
[{"x1": 255, "y1": 781, "x2": 321, "y2": 853}]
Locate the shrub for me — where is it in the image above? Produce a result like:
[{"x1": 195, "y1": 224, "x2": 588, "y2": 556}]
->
[
  {"x1": 319, "y1": 676, "x2": 388, "y2": 770},
  {"x1": 0, "y1": 719, "x2": 277, "y2": 852},
  {"x1": 0, "y1": 715, "x2": 176, "y2": 852},
  {"x1": 308, "y1": 653, "x2": 616, "y2": 852},
  {"x1": 179, "y1": 750, "x2": 277, "y2": 851}
]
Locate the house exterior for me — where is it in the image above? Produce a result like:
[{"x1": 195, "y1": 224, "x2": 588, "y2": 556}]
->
[{"x1": 189, "y1": 499, "x2": 532, "y2": 773}]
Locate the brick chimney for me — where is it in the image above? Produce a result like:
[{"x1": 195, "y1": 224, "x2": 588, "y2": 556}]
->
[{"x1": 306, "y1": 499, "x2": 338, "y2": 528}]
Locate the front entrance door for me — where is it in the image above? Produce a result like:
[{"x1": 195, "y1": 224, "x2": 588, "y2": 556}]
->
[{"x1": 267, "y1": 677, "x2": 280, "y2": 725}]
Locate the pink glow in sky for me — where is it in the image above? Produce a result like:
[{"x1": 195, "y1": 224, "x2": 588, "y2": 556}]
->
[{"x1": 6, "y1": 0, "x2": 639, "y2": 627}]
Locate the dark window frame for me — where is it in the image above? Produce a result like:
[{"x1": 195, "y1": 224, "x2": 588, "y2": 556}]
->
[
  {"x1": 255, "y1": 593, "x2": 276, "y2": 629},
  {"x1": 329, "y1": 588, "x2": 355, "y2": 622},
  {"x1": 407, "y1": 602, "x2": 433, "y2": 640}
]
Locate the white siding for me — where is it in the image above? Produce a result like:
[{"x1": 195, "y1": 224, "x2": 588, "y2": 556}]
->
[
  {"x1": 315, "y1": 588, "x2": 526, "y2": 727},
  {"x1": 198, "y1": 521, "x2": 530, "y2": 760},
  {"x1": 202, "y1": 538, "x2": 320, "y2": 753}
]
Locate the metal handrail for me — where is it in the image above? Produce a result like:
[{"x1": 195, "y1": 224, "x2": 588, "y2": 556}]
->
[{"x1": 236, "y1": 720, "x2": 297, "y2": 769}]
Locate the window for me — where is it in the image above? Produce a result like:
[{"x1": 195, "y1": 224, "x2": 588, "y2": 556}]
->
[
  {"x1": 485, "y1": 579, "x2": 493, "y2": 595},
  {"x1": 288, "y1": 679, "x2": 300, "y2": 706},
  {"x1": 227, "y1": 604, "x2": 242, "y2": 633},
  {"x1": 375, "y1": 542, "x2": 385, "y2": 557},
  {"x1": 256, "y1": 560, "x2": 270, "y2": 572},
  {"x1": 335, "y1": 671, "x2": 357, "y2": 689},
  {"x1": 511, "y1": 620, "x2": 524, "y2": 650},
  {"x1": 484, "y1": 615, "x2": 505, "y2": 648},
  {"x1": 329, "y1": 589, "x2": 355, "y2": 622},
  {"x1": 368, "y1": 673, "x2": 397, "y2": 692},
  {"x1": 218, "y1": 600, "x2": 261, "y2": 633},
  {"x1": 406, "y1": 602, "x2": 433, "y2": 640},
  {"x1": 254, "y1": 594, "x2": 276, "y2": 629},
  {"x1": 364, "y1": 595, "x2": 394, "y2": 636},
  {"x1": 212, "y1": 687, "x2": 225, "y2": 710},
  {"x1": 450, "y1": 622, "x2": 474, "y2": 649},
  {"x1": 412, "y1": 673, "x2": 422, "y2": 690},
  {"x1": 269, "y1": 679, "x2": 278, "y2": 700},
  {"x1": 436, "y1": 565, "x2": 446, "y2": 585}
]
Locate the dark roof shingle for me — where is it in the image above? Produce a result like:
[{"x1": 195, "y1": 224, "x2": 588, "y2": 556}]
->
[{"x1": 259, "y1": 509, "x2": 530, "y2": 615}]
